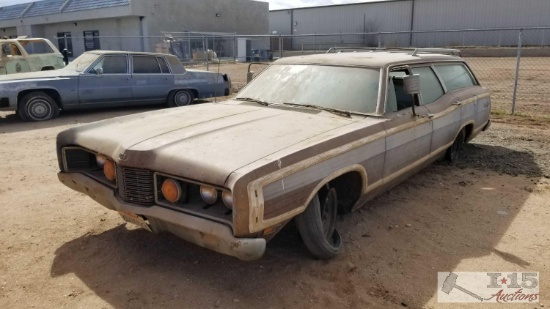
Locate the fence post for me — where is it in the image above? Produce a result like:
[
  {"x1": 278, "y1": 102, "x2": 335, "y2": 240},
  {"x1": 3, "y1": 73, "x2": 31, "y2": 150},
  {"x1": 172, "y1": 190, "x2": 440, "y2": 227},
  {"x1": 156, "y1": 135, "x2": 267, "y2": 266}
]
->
[
  {"x1": 511, "y1": 29, "x2": 523, "y2": 115},
  {"x1": 279, "y1": 35, "x2": 283, "y2": 59}
]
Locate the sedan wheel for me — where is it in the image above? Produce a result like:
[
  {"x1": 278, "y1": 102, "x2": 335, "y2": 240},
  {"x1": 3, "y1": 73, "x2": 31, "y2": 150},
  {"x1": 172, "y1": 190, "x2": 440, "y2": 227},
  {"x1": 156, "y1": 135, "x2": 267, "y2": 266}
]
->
[
  {"x1": 19, "y1": 92, "x2": 60, "y2": 122},
  {"x1": 295, "y1": 187, "x2": 342, "y2": 259},
  {"x1": 169, "y1": 90, "x2": 194, "y2": 107}
]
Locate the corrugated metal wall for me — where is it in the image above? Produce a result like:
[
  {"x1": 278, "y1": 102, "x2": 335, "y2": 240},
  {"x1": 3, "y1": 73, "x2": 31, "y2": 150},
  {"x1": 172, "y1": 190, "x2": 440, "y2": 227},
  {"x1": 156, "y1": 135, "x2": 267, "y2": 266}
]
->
[
  {"x1": 271, "y1": 1, "x2": 412, "y2": 49},
  {"x1": 270, "y1": 0, "x2": 550, "y2": 48},
  {"x1": 411, "y1": 0, "x2": 550, "y2": 46}
]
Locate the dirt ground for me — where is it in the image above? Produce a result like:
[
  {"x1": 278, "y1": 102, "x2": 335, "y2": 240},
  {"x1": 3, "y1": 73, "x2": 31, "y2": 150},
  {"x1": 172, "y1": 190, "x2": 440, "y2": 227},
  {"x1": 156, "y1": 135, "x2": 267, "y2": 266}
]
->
[{"x1": 1, "y1": 65, "x2": 550, "y2": 308}]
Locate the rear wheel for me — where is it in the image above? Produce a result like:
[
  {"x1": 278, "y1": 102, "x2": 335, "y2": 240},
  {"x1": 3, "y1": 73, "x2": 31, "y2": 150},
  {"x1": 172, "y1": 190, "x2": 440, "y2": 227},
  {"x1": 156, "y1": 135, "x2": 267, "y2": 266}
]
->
[
  {"x1": 167, "y1": 89, "x2": 194, "y2": 107},
  {"x1": 295, "y1": 187, "x2": 342, "y2": 259},
  {"x1": 19, "y1": 91, "x2": 60, "y2": 122},
  {"x1": 446, "y1": 129, "x2": 465, "y2": 163}
]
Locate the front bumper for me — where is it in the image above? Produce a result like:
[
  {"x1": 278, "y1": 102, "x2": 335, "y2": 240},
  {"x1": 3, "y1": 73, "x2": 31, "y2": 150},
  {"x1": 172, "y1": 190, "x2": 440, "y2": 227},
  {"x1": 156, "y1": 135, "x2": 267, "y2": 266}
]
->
[{"x1": 58, "y1": 172, "x2": 266, "y2": 261}]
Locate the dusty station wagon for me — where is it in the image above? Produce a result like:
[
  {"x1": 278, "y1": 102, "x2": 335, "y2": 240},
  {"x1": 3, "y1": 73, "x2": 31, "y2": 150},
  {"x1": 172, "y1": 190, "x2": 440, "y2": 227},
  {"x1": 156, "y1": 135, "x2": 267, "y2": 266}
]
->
[
  {"x1": 0, "y1": 37, "x2": 65, "y2": 74},
  {"x1": 56, "y1": 48, "x2": 491, "y2": 261},
  {"x1": 0, "y1": 50, "x2": 230, "y2": 121}
]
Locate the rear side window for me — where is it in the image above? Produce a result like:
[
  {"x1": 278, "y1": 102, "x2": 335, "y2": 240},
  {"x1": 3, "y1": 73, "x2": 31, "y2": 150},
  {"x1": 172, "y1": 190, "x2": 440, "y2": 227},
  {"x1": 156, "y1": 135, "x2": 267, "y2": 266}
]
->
[
  {"x1": 166, "y1": 56, "x2": 186, "y2": 74},
  {"x1": 411, "y1": 66, "x2": 444, "y2": 105},
  {"x1": 133, "y1": 56, "x2": 161, "y2": 74},
  {"x1": 435, "y1": 64, "x2": 476, "y2": 92},
  {"x1": 158, "y1": 57, "x2": 170, "y2": 73}
]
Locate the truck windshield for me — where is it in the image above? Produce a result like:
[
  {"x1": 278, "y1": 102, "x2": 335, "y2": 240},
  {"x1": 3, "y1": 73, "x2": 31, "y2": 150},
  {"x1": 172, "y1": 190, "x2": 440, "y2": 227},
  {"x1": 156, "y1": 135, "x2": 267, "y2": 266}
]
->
[{"x1": 236, "y1": 64, "x2": 380, "y2": 114}]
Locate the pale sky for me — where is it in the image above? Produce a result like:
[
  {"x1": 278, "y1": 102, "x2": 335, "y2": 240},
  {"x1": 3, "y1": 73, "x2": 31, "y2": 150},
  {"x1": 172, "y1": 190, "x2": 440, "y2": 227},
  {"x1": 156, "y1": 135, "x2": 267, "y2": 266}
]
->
[{"x1": 1, "y1": 0, "x2": 379, "y2": 10}]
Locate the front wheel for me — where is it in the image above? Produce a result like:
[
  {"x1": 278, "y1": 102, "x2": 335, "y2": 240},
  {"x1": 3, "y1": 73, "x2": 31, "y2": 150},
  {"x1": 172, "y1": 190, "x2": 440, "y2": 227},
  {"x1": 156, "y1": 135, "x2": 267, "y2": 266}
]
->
[
  {"x1": 446, "y1": 129, "x2": 465, "y2": 163},
  {"x1": 19, "y1": 91, "x2": 60, "y2": 122},
  {"x1": 167, "y1": 89, "x2": 194, "y2": 107},
  {"x1": 295, "y1": 188, "x2": 342, "y2": 259}
]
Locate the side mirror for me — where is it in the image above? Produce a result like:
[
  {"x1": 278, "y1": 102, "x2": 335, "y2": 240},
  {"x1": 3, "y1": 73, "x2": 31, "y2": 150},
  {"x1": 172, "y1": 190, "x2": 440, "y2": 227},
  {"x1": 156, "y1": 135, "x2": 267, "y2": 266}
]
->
[
  {"x1": 403, "y1": 74, "x2": 420, "y2": 95},
  {"x1": 247, "y1": 71, "x2": 254, "y2": 83},
  {"x1": 95, "y1": 67, "x2": 103, "y2": 76},
  {"x1": 403, "y1": 74, "x2": 421, "y2": 116}
]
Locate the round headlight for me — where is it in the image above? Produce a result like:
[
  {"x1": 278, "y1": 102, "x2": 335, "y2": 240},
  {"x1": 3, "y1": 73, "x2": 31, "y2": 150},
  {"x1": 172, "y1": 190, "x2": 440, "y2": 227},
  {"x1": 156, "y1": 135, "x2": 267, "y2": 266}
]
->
[
  {"x1": 200, "y1": 186, "x2": 218, "y2": 205},
  {"x1": 161, "y1": 179, "x2": 182, "y2": 203},
  {"x1": 222, "y1": 190, "x2": 233, "y2": 209},
  {"x1": 103, "y1": 160, "x2": 116, "y2": 182},
  {"x1": 96, "y1": 155, "x2": 107, "y2": 168}
]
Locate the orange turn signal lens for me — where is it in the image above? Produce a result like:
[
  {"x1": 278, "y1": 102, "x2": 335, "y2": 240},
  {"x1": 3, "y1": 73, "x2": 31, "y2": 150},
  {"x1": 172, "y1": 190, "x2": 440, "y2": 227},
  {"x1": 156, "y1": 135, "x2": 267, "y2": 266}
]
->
[
  {"x1": 103, "y1": 160, "x2": 116, "y2": 182},
  {"x1": 161, "y1": 179, "x2": 182, "y2": 203}
]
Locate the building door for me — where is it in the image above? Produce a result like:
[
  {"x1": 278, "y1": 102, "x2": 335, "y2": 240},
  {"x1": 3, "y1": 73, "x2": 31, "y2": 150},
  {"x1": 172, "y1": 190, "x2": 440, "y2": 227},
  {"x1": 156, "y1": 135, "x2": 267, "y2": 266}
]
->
[
  {"x1": 83, "y1": 30, "x2": 100, "y2": 51},
  {"x1": 57, "y1": 32, "x2": 73, "y2": 58}
]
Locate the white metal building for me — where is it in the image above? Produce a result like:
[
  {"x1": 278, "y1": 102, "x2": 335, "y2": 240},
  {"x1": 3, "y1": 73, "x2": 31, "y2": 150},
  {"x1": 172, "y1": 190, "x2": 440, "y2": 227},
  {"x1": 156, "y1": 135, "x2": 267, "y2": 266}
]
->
[
  {"x1": 270, "y1": 0, "x2": 550, "y2": 48},
  {"x1": 0, "y1": 0, "x2": 269, "y2": 58}
]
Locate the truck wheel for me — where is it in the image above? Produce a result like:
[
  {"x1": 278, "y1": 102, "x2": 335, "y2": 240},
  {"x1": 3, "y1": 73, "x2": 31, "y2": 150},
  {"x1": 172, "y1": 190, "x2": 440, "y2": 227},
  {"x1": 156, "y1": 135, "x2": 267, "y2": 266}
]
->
[
  {"x1": 295, "y1": 187, "x2": 342, "y2": 259},
  {"x1": 168, "y1": 90, "x2": 194, "y2": 107},
  {"x1": 19, "y1": 91, "x2": 60, "y2": 122},
  {"x1": 446, "y1": 129, "x2": 465, "y2": 163}
]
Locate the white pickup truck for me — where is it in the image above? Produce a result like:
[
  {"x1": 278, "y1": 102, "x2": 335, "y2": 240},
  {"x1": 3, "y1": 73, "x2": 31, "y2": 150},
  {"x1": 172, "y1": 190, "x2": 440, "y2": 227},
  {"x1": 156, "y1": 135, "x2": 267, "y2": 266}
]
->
[{"x1": 0, "y1": 37, "x2": 65, "y2": 74}]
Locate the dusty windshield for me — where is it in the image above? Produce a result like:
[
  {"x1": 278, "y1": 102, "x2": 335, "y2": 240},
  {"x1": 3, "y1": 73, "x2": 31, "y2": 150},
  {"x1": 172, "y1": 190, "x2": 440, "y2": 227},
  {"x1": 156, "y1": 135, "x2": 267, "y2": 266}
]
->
[
  {"x1": 237, "y1": 64, "x2": 380, "y2": 114},
  {"x1": 65, "y1": 53, "x2": 100, "y2": 72}
]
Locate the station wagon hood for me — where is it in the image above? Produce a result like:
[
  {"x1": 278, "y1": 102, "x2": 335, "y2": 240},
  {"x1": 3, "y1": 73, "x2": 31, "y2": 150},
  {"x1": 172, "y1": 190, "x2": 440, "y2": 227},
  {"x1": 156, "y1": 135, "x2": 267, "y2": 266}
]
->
[{"x1": 58, "y1": 102, "x2": 364, "y2": 185}]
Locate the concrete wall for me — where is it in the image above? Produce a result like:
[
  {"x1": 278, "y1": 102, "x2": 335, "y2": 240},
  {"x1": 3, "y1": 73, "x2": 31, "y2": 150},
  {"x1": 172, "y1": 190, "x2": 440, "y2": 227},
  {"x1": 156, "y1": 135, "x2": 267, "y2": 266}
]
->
[
  {"x1": 145, "y1": 0, "x2": 269, "y2": 36},
  {"x1": 40, "y1": 17, "x2": 143, "y2": 58},
  {"x1": 1, "y1": 27, "x2": 18, "y2": 38}
]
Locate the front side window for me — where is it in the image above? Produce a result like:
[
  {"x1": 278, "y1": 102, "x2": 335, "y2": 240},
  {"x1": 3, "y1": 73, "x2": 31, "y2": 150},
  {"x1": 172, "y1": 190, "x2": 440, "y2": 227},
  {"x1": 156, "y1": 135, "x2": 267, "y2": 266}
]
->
[
  {"x1": 411, "y1": 66, "x2": 444, "y2": 105},
  {"x1": 91, "y1": 55, "x2": 128, "y2": 74},
  {"x1": 435, "y1": 64, "x2": 476, "y2": 92},
  {"x1": 133, "y1": 56, "x2": 161, "y2": 74},
  {"x1": 2, "y1": 43, "x2": 23, "y2": 56},
  {"x1": 237, "y1": 64, "x2": 381, "y2": 114},
  {"x1": 386, "y1": 71, "x2": 415, "y2": 113}
]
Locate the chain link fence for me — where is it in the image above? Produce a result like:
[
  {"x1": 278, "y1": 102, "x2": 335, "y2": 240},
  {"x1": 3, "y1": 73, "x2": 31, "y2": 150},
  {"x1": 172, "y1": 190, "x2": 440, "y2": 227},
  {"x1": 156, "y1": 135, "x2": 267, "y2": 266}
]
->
[{"x1": 57, "y1": 27, "x2": 550, "y2": 116}]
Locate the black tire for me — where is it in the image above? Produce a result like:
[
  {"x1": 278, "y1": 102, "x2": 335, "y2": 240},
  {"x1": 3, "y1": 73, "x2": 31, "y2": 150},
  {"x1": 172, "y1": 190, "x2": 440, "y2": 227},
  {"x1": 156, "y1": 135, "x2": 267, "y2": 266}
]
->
[
  {"x1": 168, "y1": 90, "x2": 194, "y2": 107},
  {"x1": 295, "y1": 188, "x2": 342, "y2": 259},
  {"x1": 19, "y1": 91, "x2": 60, "y2": 122},
  {"x1": 446, "y1": 129, "x2": 465, "y2": 163}
]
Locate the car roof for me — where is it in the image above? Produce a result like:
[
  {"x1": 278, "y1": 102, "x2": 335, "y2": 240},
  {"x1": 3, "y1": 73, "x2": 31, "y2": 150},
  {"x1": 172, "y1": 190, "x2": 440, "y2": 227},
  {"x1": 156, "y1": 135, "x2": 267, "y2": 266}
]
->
[
  {"x1": 85, "y1": 50, "x2": 174, "y2": 57},
  {"x1": 273, "y1": 51, "x2": 463, "y2": 69}
]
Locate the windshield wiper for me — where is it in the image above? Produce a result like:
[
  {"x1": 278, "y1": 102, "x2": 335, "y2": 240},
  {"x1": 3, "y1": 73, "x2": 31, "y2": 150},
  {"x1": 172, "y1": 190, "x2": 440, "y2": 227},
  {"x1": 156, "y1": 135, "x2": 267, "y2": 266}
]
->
[
  {"x1": 282, "y1": 102, "x2": 357, "y2": 118},
  {"x1": 235, "y1": 97, "x2": 270, "y2": 106}
]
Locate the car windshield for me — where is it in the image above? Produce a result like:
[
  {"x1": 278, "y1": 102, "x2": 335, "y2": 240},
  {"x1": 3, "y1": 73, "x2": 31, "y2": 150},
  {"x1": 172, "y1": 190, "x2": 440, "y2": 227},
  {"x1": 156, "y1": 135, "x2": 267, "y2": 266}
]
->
[
  {"x1": 236, "y1": 64, "x2": 381, "y2": 114},
  {"x1": 65, "y1": 53, "x2": 100, "y2": 72}
]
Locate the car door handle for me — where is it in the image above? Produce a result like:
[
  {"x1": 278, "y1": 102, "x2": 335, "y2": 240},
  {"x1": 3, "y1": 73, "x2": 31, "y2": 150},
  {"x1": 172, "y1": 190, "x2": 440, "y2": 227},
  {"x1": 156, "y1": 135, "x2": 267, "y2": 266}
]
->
[{"x1": 422, "y1": 113, "x2": 434, "y2": 119}]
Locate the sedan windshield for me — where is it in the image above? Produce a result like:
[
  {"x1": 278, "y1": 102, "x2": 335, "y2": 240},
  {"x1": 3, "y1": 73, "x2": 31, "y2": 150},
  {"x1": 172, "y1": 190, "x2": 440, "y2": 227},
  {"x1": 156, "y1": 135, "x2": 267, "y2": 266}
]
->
[
  {"x1": 65, "y1": 53, "x2": 100, "y2": 72},
  {"x1": 236, "y1": 64, "x2": 380, "y2": 114}
]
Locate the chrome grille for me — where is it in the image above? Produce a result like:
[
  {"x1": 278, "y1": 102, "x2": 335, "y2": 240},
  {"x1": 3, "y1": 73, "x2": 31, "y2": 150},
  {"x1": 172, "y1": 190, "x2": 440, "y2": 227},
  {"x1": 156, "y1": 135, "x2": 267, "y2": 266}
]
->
[{"x1": 117, "y1": 166, "x2": 155, "y2": 206}]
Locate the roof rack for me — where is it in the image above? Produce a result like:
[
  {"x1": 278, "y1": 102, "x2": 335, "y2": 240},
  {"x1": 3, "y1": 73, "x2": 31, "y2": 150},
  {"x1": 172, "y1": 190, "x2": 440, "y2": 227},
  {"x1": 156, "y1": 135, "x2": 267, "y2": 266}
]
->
[
  {"x1": 410, "y1": 48, "x2": 461, "y2": 56},
  {"x1": 325, "y1": 47, "x2": 383, "y2": 54},
  {"x1": 325, "y1": 46, "x2": 461, "y2": 56}
]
